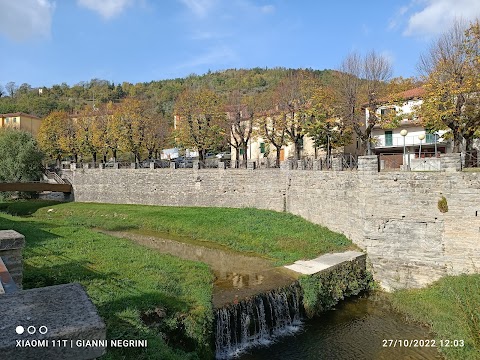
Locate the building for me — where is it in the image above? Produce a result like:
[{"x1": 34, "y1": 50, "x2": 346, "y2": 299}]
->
[
  {"x1": 0, "y1": 112, "x2": 42, "y2": 136},
  {"x1": 367, "y1": 87, "x2": 450, "y2": 169}
]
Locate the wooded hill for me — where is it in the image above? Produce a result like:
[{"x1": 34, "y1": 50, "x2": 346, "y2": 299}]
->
[{"x1": 0, "y1": 68, "x2": 337, "y2": 118}]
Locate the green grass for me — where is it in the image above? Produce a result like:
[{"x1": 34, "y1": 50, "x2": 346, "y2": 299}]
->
[
  {"x1": 0, "y1": 200, "x2": 354, "y2": 265},
  {"x1": 0, "y1": 200, "x2": 354, "y2": 359},
  {"x1": 0, "y1": 205, "x2": 214, "y2": 360},
  {"x1": 390, "y1": 274, "x2": 480, "y2": 360}
]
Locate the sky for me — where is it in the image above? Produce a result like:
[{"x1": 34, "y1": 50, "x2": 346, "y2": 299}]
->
[{"x1": 1, "y1": 0, "x2": 480, "y2": 88}]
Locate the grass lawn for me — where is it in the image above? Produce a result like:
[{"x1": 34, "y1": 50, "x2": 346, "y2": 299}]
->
[
  {"x1": 0, "y1": 200, "x2": 354, "y2": 359},
  {"x1": 390, "y1": 274, "x2": 480, "y2": 360},
  {"x1": 0, "y1": 200, "x2": 354, "y2": 265}
]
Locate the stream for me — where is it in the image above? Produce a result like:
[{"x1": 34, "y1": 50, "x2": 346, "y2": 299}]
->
[{"x1": 104, "y1": 230, "x2": 442, "y2": 359}]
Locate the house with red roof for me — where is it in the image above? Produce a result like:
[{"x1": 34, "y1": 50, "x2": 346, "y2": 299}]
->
[{"x1": 366, "y1": 87, "x2": 451, "y2": 170}]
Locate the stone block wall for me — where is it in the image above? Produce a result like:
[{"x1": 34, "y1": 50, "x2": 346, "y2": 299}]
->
[
  {"x1": 71, "y1": 166, "x2": 480, "y2": 291},
  {"x1": 0, "y1": 230, "x2": 25, "y2": 288}
]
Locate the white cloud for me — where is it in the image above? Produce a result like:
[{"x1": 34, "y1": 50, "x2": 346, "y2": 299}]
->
[
  {"x1": 179, "y1": 0, "x2": 216, "y2": 17},
  {"x1": 404, "y1": 0, "x2": 480, "y2": 37},
  {"x1": 260, "y1": 5, "x2": 275, "y2": 14},
  {"x1": 77, "y1": 0, "x2": 134, "y2": 19},
  {"x1": 0, "y1": 0, "x2": 55, "y2": 41}
]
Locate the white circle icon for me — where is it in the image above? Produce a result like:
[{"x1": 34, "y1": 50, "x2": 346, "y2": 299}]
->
[
  {"x1": 39, "y1": 326, "x2": 48, "y2": 335},
  {"x1": 15, "y1": 326, "x2": 25, "y2": 335},
  {"x1": 27, "y1": 326, "x2": 36, "y2": 334}
]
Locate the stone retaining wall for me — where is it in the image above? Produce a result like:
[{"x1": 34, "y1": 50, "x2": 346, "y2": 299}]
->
[
  {"x1": 71, "y1": 163, "x2": 480, "y2": 290},
  {"x1": 0, "y1": 230, "x2": 25, "y2": 288}
]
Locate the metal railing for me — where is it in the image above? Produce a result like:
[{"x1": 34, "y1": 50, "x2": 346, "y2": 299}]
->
[
  {"x1": 334, "y1": 153, "x2": 358, "y2": 170},
  {"x1": 462, "y1": 151, "x2": 479, "y2": 169},
  {"x1": 43, "y1": 168, "x2": 67, "y2": 184}
]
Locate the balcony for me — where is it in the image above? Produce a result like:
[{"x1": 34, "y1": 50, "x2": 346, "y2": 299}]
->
[{"x1": 374, "y1": 134, "x2": 442, "y2": 148}]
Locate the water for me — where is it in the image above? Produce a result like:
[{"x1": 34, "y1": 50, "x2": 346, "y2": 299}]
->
[
  {"x1": 237, "y1": 293, "x2": 442, "y2": 360},
  {"x1": 103, "y1": 230, "x2": 297, "y2": 307},
  {"x1": 104, "y1": 230, "x2": 442, "y2": 359},
  {"x1": 215, "y1": 283, "x2": 303, "y2": 359}
]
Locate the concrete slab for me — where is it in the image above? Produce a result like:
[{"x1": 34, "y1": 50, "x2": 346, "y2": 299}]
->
[
  {"x1": 284, "y1": 251, "x2": 365, "y2": 275},
  {"x1": 0, "y1": 283, "x2": 106, "y2": 360}
]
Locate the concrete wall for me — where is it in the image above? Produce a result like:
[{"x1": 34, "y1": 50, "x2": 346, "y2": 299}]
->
[{"x1": 71, "y1": 166, "x2": 480, "y2": 291}]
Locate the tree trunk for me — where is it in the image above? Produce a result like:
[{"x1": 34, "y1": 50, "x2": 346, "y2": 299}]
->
[
  {"x1": 112, "y1": 149, "x2": 117, "y2": 162},
  {"x1": 92, "y1": 152, "x2": 97, "y2": 164},
  {"x1": 235, "y1": 148, "x2": 240, "y2": 168},
  {"x1": 465, "y1": 136, "x2": 474, "y2": 151},
  {"x1": 275, "y1": 145, "x2": 281, "y2": 167},
  {"x1": 452, "y1": 130, "x2": 462, "y2": 152},
  {"x1": 242, "y1": 143, "x2": 248, "y2": 168}
]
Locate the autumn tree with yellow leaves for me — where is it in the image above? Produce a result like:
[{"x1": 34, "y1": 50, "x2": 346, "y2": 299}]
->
[
  {"x1": 418, "y1": 19, "x2": 480, "y2": 152},
  {"x1": 174, "y1": 87, "x2": 227, "y2": 161},
  {"x1": 305, "y1": 86, "x2": 351, "y2": 162},
  {"x1": 113, "y1": 97, "x2": 148, "y2": 163},
  {"x1": 37, "y1": 110, "x2": 68, "y2": 167}
]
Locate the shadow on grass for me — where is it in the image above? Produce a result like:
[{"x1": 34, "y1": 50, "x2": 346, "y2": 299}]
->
[
  {"x1": 0, "y1": 216, "x2": 61, "y2": 248},
  {"x1": 23, "y1": 261, "x2": 118, "y2": 289},
  {"x1": 0, "y1": 200, "x2": 63, "y2": 216}
]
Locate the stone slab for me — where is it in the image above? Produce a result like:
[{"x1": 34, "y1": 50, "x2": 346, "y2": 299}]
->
[
  {"x1": 284, "y1": 251, "x2": 365, "y2": 275},
  {"x1": 0, "y1": 230, "x2": 25, "y2": 251},
  {"x1": 0, "y1": 283, "x2": 106, "y2": 360}
]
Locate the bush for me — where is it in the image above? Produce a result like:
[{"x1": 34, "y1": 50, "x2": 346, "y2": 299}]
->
[{"x1": 438, "y1": 195, "x2": 448, "y2": 213}]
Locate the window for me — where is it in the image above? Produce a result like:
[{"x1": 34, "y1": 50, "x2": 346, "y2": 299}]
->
[
  {"x1": 260, "y1": 142, "x2": 265, "y2": 154},
  {"x1": 5, "y1": 118, "x2": 9, "y2": 124},
  {"x1": 380, "y1": 108, "x2": 393, "y2": 119},
  {"x1": 385, "y1": 131, "x2": 393, "y2": 146},
  {"x1": 13, "y1": 118, "x2": 17, "y2": 123},
  {"x1": 425, "y1": 134, "x2": 435, "y2": 143},
  {"x1": 298, "y1": 138, "x2": 304, "y2": 149},
  {"x1": 240, "y1": 148, "x2": 244, "y2": 155}
]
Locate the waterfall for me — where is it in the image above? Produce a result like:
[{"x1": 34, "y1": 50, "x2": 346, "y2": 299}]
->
[{"x1": 215, "y1": 282, "x2": 303, "y2": 359}]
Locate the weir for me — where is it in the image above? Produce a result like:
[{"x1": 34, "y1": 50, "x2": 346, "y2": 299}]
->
[
  {"x1": 215, "y1": 283, "x2": 302, "y2": 359},
  {"x1": 214, "y1": 251, "x2": 368, "y2": 359}
]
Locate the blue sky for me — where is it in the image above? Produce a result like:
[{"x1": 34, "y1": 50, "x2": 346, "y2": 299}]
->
[{"x1": 1, "y1": 0, "x2": 480, "y2": 88}]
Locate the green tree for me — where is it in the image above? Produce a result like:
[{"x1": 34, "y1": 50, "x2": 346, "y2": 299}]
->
[{"x1": 0, "y1": 129, "x2": 44, "y2": 185}]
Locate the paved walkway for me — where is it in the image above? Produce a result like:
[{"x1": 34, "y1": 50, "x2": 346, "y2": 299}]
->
[{"x1": 284, "y1": 251, "x2": 365, "y2": 275}]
